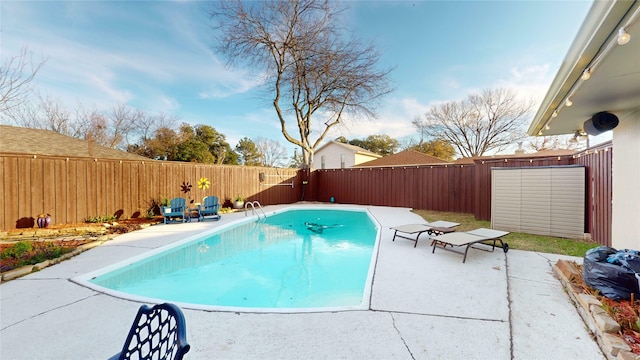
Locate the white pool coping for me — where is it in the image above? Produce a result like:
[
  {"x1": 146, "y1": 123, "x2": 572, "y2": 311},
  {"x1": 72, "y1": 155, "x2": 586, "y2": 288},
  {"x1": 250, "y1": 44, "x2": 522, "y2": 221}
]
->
[
  {"x1": 71, "y1": 205, "x2": 382, "y2": 313},
  {"x1": 0, "y1": 203, "x2": 605, "y2": 359}
]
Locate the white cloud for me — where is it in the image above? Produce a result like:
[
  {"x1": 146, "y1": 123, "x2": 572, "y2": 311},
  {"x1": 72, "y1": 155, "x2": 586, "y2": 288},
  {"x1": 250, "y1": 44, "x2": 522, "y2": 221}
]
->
[
  {"x1": 87, "y1": 74, "x2": 134, "y2": 104},
  {"x1": 495, "y1": 64, "x2": 553, "y2": 106},
  {"x1": 327, "y1": 61, "x2": 556, "y2": 144},
  {"x1": 328, "y1": 97, "x2": 426, "y2": 141},
  {"x1": 3, "y1": 1, "x2": 262, "y2": 113},
  {"x1": 198, "y1": 76, "x2": 263, "y2": 99}
]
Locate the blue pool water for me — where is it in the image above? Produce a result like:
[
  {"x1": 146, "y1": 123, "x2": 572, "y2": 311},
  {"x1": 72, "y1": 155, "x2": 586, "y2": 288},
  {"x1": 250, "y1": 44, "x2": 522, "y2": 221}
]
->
[{"x1": 84, "y1": 208, "x2": 379, "y2": 310}]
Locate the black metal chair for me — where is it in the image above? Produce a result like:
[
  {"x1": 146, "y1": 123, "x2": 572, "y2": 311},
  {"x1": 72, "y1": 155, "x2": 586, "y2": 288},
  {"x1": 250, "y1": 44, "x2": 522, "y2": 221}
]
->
[{"x1": 110, "y1": 303, "x2": 190, "y2": 360}]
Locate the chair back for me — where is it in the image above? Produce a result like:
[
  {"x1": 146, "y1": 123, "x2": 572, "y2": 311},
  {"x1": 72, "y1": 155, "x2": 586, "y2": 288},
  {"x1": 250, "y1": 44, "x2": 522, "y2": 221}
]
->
[
  {"x1": 171, "y1": 198, "x2": 186, "y2": 212},
  {"x1": 203, "y1": 196, "x2": 219, "y2": 211},
  {"x1": 116, "y1": 303, "x2": 190, "y2": 360}
]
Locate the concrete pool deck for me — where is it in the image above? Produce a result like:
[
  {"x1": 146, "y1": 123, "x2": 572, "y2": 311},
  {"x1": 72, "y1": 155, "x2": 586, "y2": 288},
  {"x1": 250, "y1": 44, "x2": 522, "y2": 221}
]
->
[{"x1": 0, "y1": 204, "x2": 604, "y2": 359}]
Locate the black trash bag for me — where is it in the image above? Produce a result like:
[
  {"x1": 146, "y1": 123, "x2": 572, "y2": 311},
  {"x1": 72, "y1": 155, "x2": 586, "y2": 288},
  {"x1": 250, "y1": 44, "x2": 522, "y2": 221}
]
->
[
  {"x1": 608, "y1": 249, "x2": 640, "y2": 273},
  {"x1": 582, "y1": 246, "x2": 640, "y2": 301}
]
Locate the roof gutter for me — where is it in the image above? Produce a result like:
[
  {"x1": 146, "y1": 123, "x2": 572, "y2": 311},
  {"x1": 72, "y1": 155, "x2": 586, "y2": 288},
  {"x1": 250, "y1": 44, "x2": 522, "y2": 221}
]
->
[{"x1": 528, "y1": 0, "x2": 637, "y2": 135}]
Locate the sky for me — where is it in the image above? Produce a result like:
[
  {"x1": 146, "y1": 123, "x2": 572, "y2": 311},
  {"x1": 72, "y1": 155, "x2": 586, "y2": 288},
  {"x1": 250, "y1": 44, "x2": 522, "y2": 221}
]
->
[{"x1": 0, "y1": 0, "x2": 596, "y2": 159}]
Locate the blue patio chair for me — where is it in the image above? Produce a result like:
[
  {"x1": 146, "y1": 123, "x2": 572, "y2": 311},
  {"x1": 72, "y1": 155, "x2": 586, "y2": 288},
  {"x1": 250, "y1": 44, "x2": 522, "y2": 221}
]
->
[
  {"x1": 162, "y1": 198, "x2": 187, "y2": 224},
  {"x1": 198, "y1": 196, "x2": 221, "y2": 221},
  {"x1": 109, "y1": 303, "x2": 190, "y2": 360}
]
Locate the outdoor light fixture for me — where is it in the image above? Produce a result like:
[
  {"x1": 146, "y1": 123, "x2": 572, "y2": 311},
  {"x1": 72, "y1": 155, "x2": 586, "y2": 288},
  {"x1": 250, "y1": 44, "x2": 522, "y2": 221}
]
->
[
  {"x1": 570, "y1": 130, "x2": 589, "y2": 144},
  {"x1": 539, "y1": 5, "x2": 639, "y2": 136},
  {"x1": 617, "y1": 27, "x2": 631, "y2": 45}
]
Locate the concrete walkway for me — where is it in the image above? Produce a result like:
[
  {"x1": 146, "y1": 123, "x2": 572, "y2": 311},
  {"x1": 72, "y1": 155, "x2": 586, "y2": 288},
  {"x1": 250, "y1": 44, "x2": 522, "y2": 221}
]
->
[{"x1": 0, "y1": 205, "x2": 604, "y2": 359}]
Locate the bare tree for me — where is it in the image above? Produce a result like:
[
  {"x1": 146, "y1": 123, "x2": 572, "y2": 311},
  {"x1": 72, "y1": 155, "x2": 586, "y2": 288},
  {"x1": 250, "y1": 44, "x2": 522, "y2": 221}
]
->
[
  {"x1": 255, "y1": 137, "x2": 289, "y2": 167},
  {"x1": 528, "y1": 135, "x2": 584, "y2": 152},
  {"x1": 63, "y1": 103, "x2": 155, "y2": 149},
  {"x1": 6, "y1": 93, "x2": 73, "y2": 134},
  {"x1": 413, "y1": 88, "x2": 533, "y2": 158},
  {"x1": 2, "y1": 96, "x2": 43, "y2": 128},
  {"x1": 40, "y1": 95, "x2": 74, "y2": 135},
  {"x1": 135, "y1": 111, "x2": 176, "y2": 143},
  {"x1": 126, "y1": 111, "x2": 180, "y2": 156},
  {"x1": 104, "y1": 104, "x2": 145, "y2": 149},
  {"x1": 209, "y1": 0, "x2": 392, "y2": 167},
  {"x1": 0, "y1": 47, "x2": 46, "y2": 116}
]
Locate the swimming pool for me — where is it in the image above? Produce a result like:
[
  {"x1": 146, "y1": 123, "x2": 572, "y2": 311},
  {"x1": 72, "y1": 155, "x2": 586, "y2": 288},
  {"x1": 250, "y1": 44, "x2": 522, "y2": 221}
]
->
[{"x1": 74, "y1": 207, "x2": 380, "y2": 312}]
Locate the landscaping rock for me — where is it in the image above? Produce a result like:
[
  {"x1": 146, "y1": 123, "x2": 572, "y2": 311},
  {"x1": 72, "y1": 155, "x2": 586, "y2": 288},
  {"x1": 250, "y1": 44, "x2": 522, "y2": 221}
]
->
[
  {"x1": 577, "y1": 293, "x2": 602, "y2": 310},
  {"x1": 2, "y1": 265, "x2": 33, "y2": 281},
  {"x1": 59, "y1": 252, "x2": 75, "y2": 261},
  {"x1": 601, "y1": 333, "x2": 631, "y2": 356},
  {"x1": 17, "y1": 231, "x2": 37, "y2": 237},
  {"x1": 557, "y1": 259, "x2": 581, "y2": 280},
  {"x1": 79, "y1": 241, "x2": 101, "y2": 251},
  {"x1": 618, "y1": 350, "x2": 640, "y2": 360},
  {"x1": 34, "y1": 229, "x2": 59, "y2": 237},
  {"x1": 554, "y1": 260, "x2": 638, "y2": 359},
  {"x1": 594, "y1": 311, "x2": 621, "y2": 333},
  {"x1": 33, "y1": 260, "x2": 51, "y2": 271},
  {"x1": 1, "y1": 219, "x2": 160, "y2": 282}
]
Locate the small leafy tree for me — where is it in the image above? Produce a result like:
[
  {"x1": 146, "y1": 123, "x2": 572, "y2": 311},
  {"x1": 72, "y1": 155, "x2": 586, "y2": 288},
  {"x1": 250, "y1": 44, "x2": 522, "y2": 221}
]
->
[
  {"x1": 235, "y1": 137, "x2": 262, "y2": 166},
  {"x1": 347, "y1": 134, "x2": 400, "y2": 156},
  {"x1": 288, "y1": 148, "x2": 303, "y2": 168},
  {"x1": 407, "y1": 139, "x2": 456, "y2": 161}
]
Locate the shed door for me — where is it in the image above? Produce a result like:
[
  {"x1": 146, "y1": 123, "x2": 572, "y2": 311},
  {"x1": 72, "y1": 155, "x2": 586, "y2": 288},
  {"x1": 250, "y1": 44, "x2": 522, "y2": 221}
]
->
[{"x1": 491, "y1": 166, "x2": 585, "y2": 239}]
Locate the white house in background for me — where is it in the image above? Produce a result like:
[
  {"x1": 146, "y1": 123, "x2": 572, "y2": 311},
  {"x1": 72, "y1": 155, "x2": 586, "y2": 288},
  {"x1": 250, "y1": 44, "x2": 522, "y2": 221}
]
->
[
  {"x1": 312, "y1": 141, "x2": 381, "y2": 169},
  {"x1": 528, "y1": 0, "x2": 640, "y2": 249}
]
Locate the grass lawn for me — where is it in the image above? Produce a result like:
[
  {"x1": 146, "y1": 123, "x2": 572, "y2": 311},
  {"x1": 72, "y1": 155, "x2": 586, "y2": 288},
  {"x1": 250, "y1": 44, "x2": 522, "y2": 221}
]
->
[{"x1": 412, "y1": 209, "x2": 600, "y2": 257}]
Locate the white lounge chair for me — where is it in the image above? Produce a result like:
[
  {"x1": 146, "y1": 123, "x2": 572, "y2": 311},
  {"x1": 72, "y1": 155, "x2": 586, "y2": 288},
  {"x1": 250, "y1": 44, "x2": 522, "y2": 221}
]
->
[
  {"x1": 428, "y1": 228, "x2": 510, "y2": 263},
  {"x1": 390, "y1": 220, "x2": 460, "y2": 247}
]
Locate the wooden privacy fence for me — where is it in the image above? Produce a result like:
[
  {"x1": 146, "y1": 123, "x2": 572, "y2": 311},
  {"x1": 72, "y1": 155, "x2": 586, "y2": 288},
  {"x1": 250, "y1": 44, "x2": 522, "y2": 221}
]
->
[
  {"x1": 0, "y1": 154, "x2": 301, "y2": 229},
  {"x1": 574, "y1": 144, "x2": 613, "y2": 247},
  {"x1": 1, "y1": 143, "x2": 612, "y2": 246},
  {"x1": 311, "y1": 165, "x2": 475, "y2": 213},
  {"x1": 307, "y1": 143, "x2": 613, "y2": 246}
]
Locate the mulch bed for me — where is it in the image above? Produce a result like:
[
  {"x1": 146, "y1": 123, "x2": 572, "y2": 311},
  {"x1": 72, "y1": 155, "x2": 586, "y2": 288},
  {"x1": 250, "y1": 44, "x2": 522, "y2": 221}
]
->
[
  {"x1": 0, "y1": 239, "x2": 92, "y2": 272},
  {"x1": 571, "y1": 261, "x2": 640, "y2": 353},
  {"x1": 1, "y1": 218, "x2": 161, "y2": 273},
  {"x1": 5, "y1": 217, "x2": 160, "y2": 233}
]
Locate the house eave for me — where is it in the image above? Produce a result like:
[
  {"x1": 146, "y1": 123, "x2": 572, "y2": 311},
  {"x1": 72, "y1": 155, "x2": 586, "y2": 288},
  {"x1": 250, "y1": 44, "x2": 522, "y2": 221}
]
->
[{"x1": 528, "y1": 0, "x2": 640, "y2": 136}]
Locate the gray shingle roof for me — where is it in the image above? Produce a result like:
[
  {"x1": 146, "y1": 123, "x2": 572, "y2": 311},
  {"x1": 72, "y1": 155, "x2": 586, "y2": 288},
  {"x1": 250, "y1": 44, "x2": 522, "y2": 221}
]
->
[
  {"x1": 354, "y1": 150, "x2": 447, "y2": 167},
  {"x1": 0, "y1": 125, "x2": 149, "y2": 160}
]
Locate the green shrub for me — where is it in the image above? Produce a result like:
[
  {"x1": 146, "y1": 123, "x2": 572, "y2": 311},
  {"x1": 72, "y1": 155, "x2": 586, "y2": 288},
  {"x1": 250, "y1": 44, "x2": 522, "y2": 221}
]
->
[
  {"x1": 1, "y1": 241, "x2": 33, "y2": 259},
  {"x1": 85, "y1": 215, "x2": 117, "y2": 223},
  {"x1": 1, "y1": 241, "x2": 73, "y2": 271}
]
